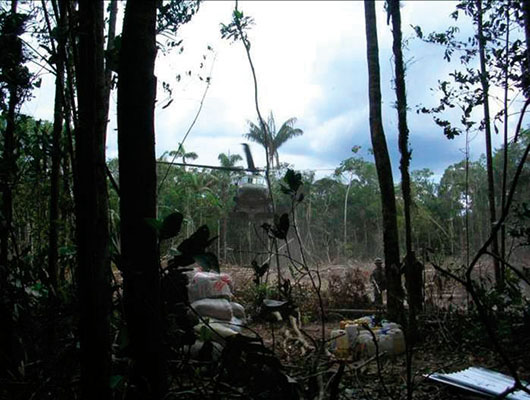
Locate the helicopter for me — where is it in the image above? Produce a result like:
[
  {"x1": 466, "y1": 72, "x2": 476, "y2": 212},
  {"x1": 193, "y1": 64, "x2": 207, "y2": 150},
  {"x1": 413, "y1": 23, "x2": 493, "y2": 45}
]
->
[{"x1": 231, "y1": 143, "x2": 273, "y2": 220}]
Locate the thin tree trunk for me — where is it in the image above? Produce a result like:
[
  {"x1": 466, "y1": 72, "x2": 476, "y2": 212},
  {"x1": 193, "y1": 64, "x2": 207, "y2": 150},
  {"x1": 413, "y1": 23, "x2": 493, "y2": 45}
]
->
[
  {"x1": 0, "y1": 0, "x2": 21, "y2": 378},
  {"x1": 0, "y1": 0, "x2": 19, "y2": 290},
  {"x1": 43, "y1": 0, "x2": 65, "y2": 294},
  {"x1": 389, "y1": 0, "x2": 421, "y2": 331},
  {"x1": 465, "y1": 133, "x2": 471, "y2": 264},
  {"x1": 74, "y1": 1, "x2": 111, "y2": 398},
  {"x1": 477, "y1": 0, "x2": 502, "y2": 287},
  {"x1": 248, "y1": 221, "x2": 252, "y2": 265},
  {"x1": 217, "y1": 219, "x2": 221, "y2": 260},
  {"x1": 501, "y1": 2, "x2": 510, "y2": 267},
  {"x1": 223, "y1": 216, "x2": 228, "y2": 262},
  {"x1": 523, "y1": 0, "x2": 530, "y2": 75},
  {"x1": 239, "y1": 233, "x2": 243, "y2": 266},
  {"x1": 364, "y1": 0, "x2": 404, "y2": 322},
  {"x1": 63, "y1": 0, "x2": 79, "y2": 200},
  {"x1": 103, "y1": 0, "x2": 117, "y2": 143},
  {"x1": 118, "y1": 1, "x2": 165, "y2": 398},
  {"x1": 343, "y1": 180, "x2": 352, "y2": 258},
  {"x1": 364, "y1": 217, "x2": 369, "y2": 257}
]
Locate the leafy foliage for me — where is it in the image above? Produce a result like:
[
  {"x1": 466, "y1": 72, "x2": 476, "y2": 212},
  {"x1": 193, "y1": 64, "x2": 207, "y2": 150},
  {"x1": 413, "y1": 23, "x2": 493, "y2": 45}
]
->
[
  {"x1": 414, "y1": 0, "x2": 526, "y2": 139},
  {"x1": 157, "y1": 0, "x2": 200, "y2": 35},
  {"x1": 243, "y1": 112, "x2": 304, "y2": 168},
  {"x1": 159, "y1": 212, "x2": 184, "y2": 240},
  {"x1": 171, "y1": 224, "x2": 219, "y2": 272},
  {"x1": 220, "y1": 9, "x2": 255, "y2": 44}
]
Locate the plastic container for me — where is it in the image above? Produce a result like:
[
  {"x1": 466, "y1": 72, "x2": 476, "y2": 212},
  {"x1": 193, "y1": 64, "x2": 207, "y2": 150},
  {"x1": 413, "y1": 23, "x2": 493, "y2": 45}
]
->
[
  {"x1": 345, "y1": 324, "x2": 358, "y2": 348},
  {"x1": 330, "y1": 329, "x2": 349, "y2": 358},
  {"x1": 382, "y1": 321, "x2": 399, "y2": 331},
  {"x1": 340, "y1": 320, "x2": 355, "y2": 329},
  {"x1": 354, "y1": 316, "x2": 373, "y2": 327},
  {"x1": 378, "y1": 333, "x2": 393, "y2": 355},
  {"x1": 356, "y1": 332, "x2": 376, "y2": 357},
  {"x1": 389, "y1": 328, "x2": 405, "y2": 355}
]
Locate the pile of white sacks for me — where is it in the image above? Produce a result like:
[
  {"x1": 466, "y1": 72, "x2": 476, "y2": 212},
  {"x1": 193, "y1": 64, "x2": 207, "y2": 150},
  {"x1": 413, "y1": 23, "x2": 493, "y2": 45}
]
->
[{"x1": 186, "y1": 269, "x2": 247, "y2": 356}]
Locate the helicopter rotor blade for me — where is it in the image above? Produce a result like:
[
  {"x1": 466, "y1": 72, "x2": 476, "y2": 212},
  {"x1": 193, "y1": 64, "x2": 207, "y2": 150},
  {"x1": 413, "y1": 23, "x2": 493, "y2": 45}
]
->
[{"x1": 241, "y1": 143, "x2": 257, "y2": 172}]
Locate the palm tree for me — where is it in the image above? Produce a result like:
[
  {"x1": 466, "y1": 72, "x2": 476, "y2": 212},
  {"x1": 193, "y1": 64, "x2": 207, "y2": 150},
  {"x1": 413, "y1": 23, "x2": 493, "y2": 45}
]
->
[
  {"x1": 159, "y1": 144, "x2": 198, "y2": 172},
  {"x1": 244, "y1": 111, "x2": 303, "y2": 168},
  {"x1": 169, "y1": 143, "x2": 198, "y2": 165},
  {"x1": 218, "y1": 152, "x2": 243, "y2": 169}
]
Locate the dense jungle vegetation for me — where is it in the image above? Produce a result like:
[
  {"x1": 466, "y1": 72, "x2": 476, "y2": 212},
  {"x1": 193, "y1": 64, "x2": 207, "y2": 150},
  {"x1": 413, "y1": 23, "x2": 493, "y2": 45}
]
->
[{"x1": 1, "y1": 0, "x2": 529, "y2": 399}]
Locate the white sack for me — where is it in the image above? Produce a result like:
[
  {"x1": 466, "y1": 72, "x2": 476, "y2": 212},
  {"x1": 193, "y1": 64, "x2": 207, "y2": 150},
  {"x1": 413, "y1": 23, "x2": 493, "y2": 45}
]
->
[
  {"x1": 191, "y1": 298, "x2": 233, "y2": 321},
  {"x1": 187, "y1": 271, "x2": 233, "y2": 303}
]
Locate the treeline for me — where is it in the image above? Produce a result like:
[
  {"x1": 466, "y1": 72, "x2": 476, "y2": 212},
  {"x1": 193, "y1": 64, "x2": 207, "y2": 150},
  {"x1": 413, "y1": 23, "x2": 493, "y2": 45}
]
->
[
  {"x1": 11, "y1": 114, "x2": 530, "y2": 275},
  {"x1": 105, "y1": 134, "x2": 530, "y2": 270}
]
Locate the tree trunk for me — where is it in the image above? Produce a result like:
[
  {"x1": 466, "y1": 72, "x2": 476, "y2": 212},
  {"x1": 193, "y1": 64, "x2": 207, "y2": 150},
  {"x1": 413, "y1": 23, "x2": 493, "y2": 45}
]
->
[
  {"x1": 118, "y1": 1, "x2": 165, "y2": 398},
  {"x1": 389, "y1": 0, "x2": 422, "y2": 325},
  {"x1": 217, "y1": 219, "x2": 221, "y2": 260},
  {"x1": 74, "y1": 1, "x2": 111, "y2": 398},
  {"x1": 223, "y1": 216, "x2": 228, "y2": 262},
  {"x1": 0, "y1": 0, "x2": 22, "y2": 378},
  {"x1": 363, "y1": 0, "x2": 404, "y2": 323},
  {"x1": 63, "y1": 0, "x2": 80, "y2": 202},
  {"x1": 44, "y1": 0, "x2": 65, "y2": 294},
  {"x1": 103, "y1": 0, "x2": 117, "y2": 142},
  {"x1": 523, "y1": 0, "x2": 530, "y2": 75},
  {"x1": 364, "y1": 217, "x2": 369, "y2": 257},
  {"x1": 477, "y1": 0, "x2": 502, "y2": 287},
  {"x1": 0, "y1": 0, "x2": 20, "y2": 291},
  {"x1": 248, "y1": 221, "x2": 252, "y2": 265},
  {"x1": 343, "y1": 180, "x2": 352, "y2": 258},
  {"x1": 500, "y1": 3, "x2": 510, "y2": 283}
]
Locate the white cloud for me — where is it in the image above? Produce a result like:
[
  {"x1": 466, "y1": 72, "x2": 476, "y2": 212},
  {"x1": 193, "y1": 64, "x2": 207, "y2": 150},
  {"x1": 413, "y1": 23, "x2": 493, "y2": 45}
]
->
[{"x1": 21, "y1": 0, "x2": 521, "y2": 182}]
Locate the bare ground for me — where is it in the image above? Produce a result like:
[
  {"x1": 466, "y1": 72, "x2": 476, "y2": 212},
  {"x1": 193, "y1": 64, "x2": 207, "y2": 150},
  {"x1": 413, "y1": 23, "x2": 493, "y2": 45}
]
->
[{"x1": 219, "y1": 262, "x2": 530, "y2": 399}]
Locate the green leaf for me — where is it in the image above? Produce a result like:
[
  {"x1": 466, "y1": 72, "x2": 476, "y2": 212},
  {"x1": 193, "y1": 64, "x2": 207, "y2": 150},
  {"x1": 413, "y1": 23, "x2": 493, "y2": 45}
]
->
[
  {"x1": 271, "y1": 213, "x2": 289, "y2": 240},
  {"x1": 283, "y1": 169, "x2": 302, "y2": 193},
  {"x1": 412, "y1": 25, "x2": 423, "y2": 39},
  {"x1": 160, "y1": 212, "x2": 183, "y2": 240},
  {"x1": 177, "y1": 225, "x2": 210, "y2": 254}
]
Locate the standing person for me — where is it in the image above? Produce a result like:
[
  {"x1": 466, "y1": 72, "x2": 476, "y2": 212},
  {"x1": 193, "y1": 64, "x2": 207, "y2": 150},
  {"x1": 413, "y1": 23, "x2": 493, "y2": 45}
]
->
[{"x1": 370, "y1": 258, "x2": 386, "y2": 306}]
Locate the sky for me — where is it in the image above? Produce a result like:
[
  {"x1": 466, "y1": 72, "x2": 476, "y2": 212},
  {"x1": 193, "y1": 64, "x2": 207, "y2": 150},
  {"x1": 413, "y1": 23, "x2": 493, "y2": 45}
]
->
[{"x1": 23, "y1": 1, "x2": 521, "y2": 181}]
